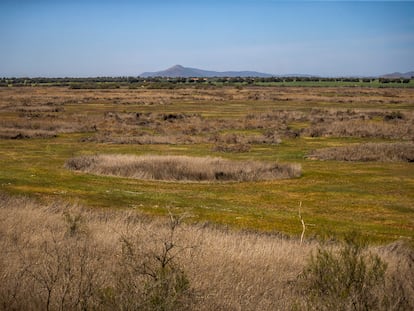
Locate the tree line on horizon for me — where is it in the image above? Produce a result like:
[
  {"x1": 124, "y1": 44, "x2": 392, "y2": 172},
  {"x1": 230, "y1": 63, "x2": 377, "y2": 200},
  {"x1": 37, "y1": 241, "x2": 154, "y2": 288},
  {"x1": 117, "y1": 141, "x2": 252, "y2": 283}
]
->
[{"x1": 0, "y1": 76, "x2": 412, "y2": 88}]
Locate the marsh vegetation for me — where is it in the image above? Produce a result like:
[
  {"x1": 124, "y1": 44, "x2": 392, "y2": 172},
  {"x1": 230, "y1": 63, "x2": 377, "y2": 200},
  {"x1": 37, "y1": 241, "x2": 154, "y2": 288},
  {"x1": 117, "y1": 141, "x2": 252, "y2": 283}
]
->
[
  {"x1": 0, "y1": 84, "x2": 413, "y2": 309},
  {"x1": 307, "y1": 142, "x2": 414, "y2": 162},
  {"x1": 0, "y1": 86, "x2": 413, "y2": 239}
]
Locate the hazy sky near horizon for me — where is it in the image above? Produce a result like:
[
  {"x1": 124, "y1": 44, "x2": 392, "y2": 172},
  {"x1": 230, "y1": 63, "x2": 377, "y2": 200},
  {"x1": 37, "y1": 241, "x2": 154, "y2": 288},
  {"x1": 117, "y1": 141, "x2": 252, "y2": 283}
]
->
[{"x1": 1, "y1": 0, "x2": 413, "y2": 77}]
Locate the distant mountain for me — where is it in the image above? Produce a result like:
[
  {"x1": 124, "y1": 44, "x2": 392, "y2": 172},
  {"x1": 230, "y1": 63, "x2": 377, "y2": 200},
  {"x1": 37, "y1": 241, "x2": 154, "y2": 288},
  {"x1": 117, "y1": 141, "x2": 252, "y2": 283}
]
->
[
  {"x1": 140, "y1": 65, "x2": 414, "y2": 79},
  {"x1": 140, "y1": 65, "x2": 275, "y2": 78},
  {"x1": 381, "y1": 71, "x2": 414, "y2": 79}
]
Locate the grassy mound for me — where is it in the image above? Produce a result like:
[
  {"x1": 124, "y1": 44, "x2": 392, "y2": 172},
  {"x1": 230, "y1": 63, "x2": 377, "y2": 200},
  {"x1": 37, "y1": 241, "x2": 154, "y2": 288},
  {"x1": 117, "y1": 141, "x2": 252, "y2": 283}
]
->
[
  {"x1": 307, "y1": 142, "x2": 414, "y2": 162},
  {"x1": 65, "y1": 154, "x2": 301, "y2": 181}
]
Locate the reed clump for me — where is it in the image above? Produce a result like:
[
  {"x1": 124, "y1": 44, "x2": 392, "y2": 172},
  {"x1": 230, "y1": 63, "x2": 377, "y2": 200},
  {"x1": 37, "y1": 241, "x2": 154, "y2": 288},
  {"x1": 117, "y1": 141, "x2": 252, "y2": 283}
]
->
[{"x1": 65, "y1": 154, "x2": 302, "y2": 181}]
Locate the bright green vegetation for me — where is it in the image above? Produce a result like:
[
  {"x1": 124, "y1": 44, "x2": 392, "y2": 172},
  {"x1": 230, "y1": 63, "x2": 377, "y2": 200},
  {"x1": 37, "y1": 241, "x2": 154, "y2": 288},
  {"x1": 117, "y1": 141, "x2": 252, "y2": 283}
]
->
[
  {"x1": 1, "y1": 134, "x2": 412, "y2": 243},
  {"x1": 0, "y1": 86, "x2": 413, "y2": 244}
]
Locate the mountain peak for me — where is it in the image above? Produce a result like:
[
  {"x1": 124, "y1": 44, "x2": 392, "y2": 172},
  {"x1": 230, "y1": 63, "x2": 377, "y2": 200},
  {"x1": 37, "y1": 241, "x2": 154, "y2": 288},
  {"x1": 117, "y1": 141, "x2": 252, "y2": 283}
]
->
[
  {"x1": 169, "y1": 64, "x2": 184, "y2": 70},
  {"x1": 140, "y1": 65, "x2": 274, "y2": 78}
]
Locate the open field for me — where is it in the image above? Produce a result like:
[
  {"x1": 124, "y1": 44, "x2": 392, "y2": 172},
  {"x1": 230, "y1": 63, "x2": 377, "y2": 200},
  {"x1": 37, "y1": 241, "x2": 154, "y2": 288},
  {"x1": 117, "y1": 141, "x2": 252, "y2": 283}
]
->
[{"x1": 0, "y1": 86, "x2": 414, "y2": 243}]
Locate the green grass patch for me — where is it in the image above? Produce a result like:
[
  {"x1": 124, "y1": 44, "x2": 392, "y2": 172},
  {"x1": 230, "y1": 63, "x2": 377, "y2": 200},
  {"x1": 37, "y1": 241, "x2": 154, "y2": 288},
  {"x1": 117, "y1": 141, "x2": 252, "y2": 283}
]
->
[{"x1": 0, "y1": 134, "x2": 412, "y2": 244}]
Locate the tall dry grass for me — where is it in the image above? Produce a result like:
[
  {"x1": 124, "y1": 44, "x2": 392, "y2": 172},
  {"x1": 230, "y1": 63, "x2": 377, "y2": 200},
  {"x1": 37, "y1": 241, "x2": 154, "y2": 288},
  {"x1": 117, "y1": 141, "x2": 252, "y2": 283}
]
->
[
  {"x1": 81, "y1": 133, "x2": 204, "y2": 145},
  {"x1": 307, "y1": 142, "x2": 414, "y2": 162},
  {"x1": 65, "y1": 154, "x2": 302, "y2": 181},
  {"x1": 0, "y1": 193, "x2": 413, "y2": 310},
  {"x1": 304, "y1": 119, "x2": 413, "y2": 140},
  {"x1": 1, "y1": 193, "x2": 413, "y2": 310},
  {"x1": 89, "y1": 109, "x2": 414, "y2": 144},
  {"x1": 0, "y1": 116, "x2": 96, "y2": 139},
  {"x1": 0, "y1": 193, "x2": 312, "y2": 310}
]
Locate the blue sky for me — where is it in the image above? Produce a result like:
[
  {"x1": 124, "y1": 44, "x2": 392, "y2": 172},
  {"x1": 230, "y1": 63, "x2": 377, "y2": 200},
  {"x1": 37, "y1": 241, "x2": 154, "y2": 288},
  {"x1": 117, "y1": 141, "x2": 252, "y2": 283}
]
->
[{"x1": 1, "y1": 1, "x2": 413, "y2": 77}]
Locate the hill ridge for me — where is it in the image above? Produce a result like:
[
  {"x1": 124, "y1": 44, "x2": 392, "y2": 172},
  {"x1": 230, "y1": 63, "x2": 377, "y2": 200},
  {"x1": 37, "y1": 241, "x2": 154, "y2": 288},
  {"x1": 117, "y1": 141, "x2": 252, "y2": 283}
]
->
[{"x1": 140, "y1": 65, "x2": 274, "y2": 78}]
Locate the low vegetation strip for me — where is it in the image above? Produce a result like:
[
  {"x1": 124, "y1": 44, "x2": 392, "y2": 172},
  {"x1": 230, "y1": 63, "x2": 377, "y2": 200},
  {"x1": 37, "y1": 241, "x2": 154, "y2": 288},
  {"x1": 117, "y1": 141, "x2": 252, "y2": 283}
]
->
[
  {"x1": 307, "y1": 142, "x2": 414, "y2": 162},
  {"x1": 65, "y1": 154, "x2": 302, "y2": 181}
]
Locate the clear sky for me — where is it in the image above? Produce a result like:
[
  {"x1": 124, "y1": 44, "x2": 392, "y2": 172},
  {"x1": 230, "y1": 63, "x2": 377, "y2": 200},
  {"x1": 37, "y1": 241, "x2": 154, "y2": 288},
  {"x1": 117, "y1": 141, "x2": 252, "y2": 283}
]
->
[{"x1": 1, "y1": 0, "x2": 413, "y2": 77}]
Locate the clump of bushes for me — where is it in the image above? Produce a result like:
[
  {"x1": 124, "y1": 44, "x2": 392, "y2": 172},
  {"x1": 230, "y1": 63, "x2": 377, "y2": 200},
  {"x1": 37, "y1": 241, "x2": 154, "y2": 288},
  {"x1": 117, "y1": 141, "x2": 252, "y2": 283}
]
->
[
  {"x1": 212, "y1": 143, "x2": 251, "y2": 153},
  {"x1": 0, "y1": 129, "x2": 58, "y2": 139},
  {"x1": 304, "y1": 120, "x2": 413, "y2": 140},
  {"x1": 307, "y1": 142, "x2": 414, "y2": 162},
  {"x1": 210, "y1": 132, "x2": 282, "y2": 145},
  {"x1": 299, "y1": 232, "x2": 388, "y2": 310},
  {"x1": 65, "y1": 154, "x2": 302, "y2": 181}
]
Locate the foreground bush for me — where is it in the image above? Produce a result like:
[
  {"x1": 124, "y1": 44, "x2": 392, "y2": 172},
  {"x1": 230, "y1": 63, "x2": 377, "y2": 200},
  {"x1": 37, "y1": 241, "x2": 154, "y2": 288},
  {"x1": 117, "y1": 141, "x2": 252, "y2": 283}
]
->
[
  {"x1": 300, "y1": 233, "x2": 387, "y2": 310},
  {"x1": 299, "y1": 232, "x2": 413, "y2": 310},
  {"x1": 65, "y1": 154, "x2": 302, "y2": 181},
  {"x1": 101, "y1": 213, "x2": 193, "y2": 311}
]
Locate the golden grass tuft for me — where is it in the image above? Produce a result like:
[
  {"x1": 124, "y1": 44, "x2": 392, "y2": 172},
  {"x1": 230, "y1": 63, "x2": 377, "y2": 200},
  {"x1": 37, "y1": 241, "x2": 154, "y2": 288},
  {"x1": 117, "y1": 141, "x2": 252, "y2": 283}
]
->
[{"x1": 65, "y1": 154, "x2": 302, "y2": 181}]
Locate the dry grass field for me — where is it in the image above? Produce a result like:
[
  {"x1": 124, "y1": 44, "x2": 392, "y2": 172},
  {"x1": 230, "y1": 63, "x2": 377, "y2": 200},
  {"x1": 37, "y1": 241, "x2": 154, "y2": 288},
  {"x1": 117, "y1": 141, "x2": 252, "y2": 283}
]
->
[
  {"x1": 0, "y1": 85, "x2": 413, "y2": 309},
  {"x1": 1, "y1": 193, "x2": 413, "y2": 310}
]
